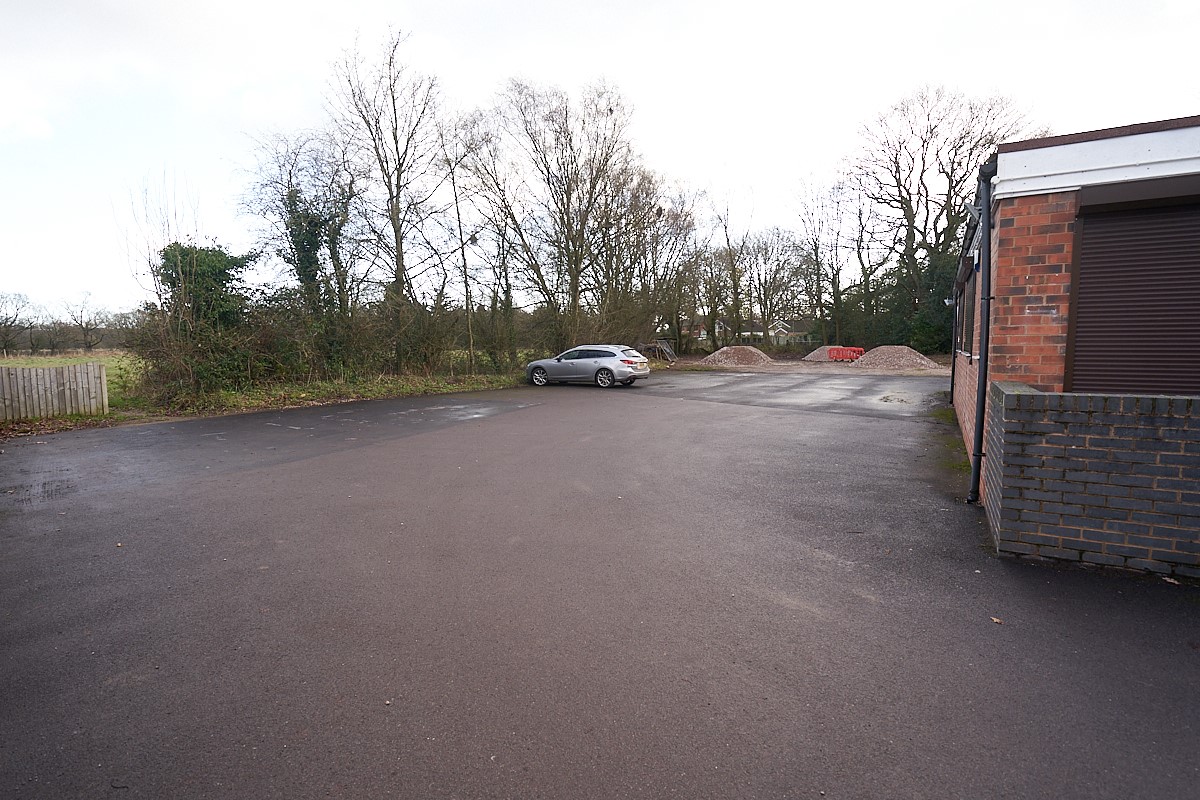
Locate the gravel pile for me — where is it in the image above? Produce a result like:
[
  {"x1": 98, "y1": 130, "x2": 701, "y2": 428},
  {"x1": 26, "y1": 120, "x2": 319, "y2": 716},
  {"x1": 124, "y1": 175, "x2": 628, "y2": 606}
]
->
[
  {"x1": 802, "y1": 346, "x2": 834, "y2": 362},
  {"x1": 698, "y1": 346, "x2": 774, "y2": 366},
  {"x1": 852, "y1": 345, "x2": 941, "y2": 370}
]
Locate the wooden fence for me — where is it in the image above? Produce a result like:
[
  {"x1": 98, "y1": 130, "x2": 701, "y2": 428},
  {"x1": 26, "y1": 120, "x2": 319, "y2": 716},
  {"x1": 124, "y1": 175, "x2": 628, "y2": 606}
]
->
[{"x1": 1, "y1": 363, "x2": 109, "y2": 421}]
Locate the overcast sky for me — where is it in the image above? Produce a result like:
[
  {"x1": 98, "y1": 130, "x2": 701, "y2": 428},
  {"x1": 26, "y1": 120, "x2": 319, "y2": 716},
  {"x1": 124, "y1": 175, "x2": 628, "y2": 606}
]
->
[{"x1": 3, "y1": 0, "x2": 1198, "y2": 314}]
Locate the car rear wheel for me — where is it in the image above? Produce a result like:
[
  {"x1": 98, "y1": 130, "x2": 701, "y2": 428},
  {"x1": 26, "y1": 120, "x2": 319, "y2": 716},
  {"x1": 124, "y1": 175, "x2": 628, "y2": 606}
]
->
[
  {"x1": 595, "y1": 368, "x2": 615, "y2": 388},
  {"x1": 531, "y1": 367, "x2": 549, "y2": 386}
]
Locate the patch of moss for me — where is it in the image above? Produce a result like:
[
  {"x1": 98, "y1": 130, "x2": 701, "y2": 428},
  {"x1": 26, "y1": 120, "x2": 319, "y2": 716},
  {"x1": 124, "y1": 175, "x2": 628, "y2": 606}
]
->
[
  {"x1": 929, "y1": 406, "x2": 958, "y2": 426},
  {"x1": 924, "y1": 398, "x2": 971, "y2": 474}
]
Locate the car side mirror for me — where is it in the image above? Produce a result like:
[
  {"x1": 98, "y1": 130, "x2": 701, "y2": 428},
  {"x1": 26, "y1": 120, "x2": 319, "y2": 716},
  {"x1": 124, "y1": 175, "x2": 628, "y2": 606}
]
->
[{"x1": 556, "y1": 357, "x2": 563, "y2": 362}]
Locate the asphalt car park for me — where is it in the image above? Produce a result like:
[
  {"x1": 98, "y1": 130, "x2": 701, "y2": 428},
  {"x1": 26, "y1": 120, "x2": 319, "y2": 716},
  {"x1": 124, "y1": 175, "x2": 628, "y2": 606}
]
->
[{"x1": 2, "y1": 373, "x2": 1197, "y2": 799}]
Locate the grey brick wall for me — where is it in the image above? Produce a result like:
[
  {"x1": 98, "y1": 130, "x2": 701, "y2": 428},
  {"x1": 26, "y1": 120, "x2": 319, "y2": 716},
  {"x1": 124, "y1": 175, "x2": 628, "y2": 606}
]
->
[{"x1": 984, "y1": 381, "x2": 1200, "y2": 576}]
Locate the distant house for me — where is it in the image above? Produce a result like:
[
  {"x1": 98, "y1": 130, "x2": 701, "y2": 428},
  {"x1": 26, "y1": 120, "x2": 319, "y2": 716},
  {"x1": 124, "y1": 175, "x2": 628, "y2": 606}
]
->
[
  {"x1": 677, "y1": 318, "x2": 706, "y2": 341},
  {"x1": 736, "y1": 319, "x2": 791, "y2": 344},
  {"x1": 951, "y1": 115, "x2": 1200, "y2": 577},
  {"x1": 779, "y1": 318, "x2": 821, "y2": 346},
  {"x1": 679, "y1": 318, "x2": 732, "y2": 343},
  {"x1": 679, "y1": 317, "x2": 816, "y2": 347}
]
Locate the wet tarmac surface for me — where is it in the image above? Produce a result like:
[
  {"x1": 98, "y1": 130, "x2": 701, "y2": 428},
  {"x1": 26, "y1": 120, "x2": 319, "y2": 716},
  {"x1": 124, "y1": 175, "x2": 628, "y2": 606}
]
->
[
  {"x1": 2, "y1": 373, "x2": 1198, "y2": 799},
  {"x1": 636, "y1": 370, "x2": 945, "y2": 418}
]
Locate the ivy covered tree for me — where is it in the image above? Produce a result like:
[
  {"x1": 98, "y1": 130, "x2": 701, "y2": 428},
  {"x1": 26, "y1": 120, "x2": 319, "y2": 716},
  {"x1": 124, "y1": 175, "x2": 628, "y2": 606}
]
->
[
  {"x1": 124, "y1": 242, "x2": 260, "y2": 400},
  {"x1": 155, "y1": 241, "x2": 256, "y2": 331},
  {"x1": 249, "y1": 130, "x2": 369, "y2": 372}
]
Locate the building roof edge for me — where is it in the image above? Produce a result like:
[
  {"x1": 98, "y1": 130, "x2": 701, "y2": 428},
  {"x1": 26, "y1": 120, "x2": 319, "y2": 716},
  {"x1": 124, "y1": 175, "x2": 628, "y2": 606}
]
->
[{"x1": 998, "y1": 115, "x2": 1200, "y2": 154}]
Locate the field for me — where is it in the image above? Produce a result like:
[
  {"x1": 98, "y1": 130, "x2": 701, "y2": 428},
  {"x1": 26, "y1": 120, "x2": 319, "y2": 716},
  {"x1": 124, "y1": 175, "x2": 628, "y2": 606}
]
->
[{"x1": 1, "y1": 350, "x2": 139, "y2": 410}]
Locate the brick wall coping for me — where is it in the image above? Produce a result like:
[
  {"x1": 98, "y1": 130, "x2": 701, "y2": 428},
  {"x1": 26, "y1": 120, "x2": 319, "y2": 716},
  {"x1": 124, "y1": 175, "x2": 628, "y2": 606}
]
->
[{"x1": 994, "y1": 381, "x2": 1200, "y2": 415}]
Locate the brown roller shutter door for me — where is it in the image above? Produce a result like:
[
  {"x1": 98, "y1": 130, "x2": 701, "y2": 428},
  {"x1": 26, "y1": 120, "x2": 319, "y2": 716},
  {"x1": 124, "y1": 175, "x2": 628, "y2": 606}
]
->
[{"x1": 1067, "y1": 203, "x2": 1200, "y2": 394}]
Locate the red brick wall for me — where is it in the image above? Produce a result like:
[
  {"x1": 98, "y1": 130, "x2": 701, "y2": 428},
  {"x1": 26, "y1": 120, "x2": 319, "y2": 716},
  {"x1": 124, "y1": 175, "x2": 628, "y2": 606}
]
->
[
  {"x1": 954, "y1": 190, "x2": 1078, "y2": 501},
  {"x1": 953, "y1": 351, "x2": 983, "y2": 498},
  {"x1": 953, "y1": 353, "x2": 979, "y2": 442},
  {"x1": 990, "y1": 192, "x2": 1077, "y2": 391}
]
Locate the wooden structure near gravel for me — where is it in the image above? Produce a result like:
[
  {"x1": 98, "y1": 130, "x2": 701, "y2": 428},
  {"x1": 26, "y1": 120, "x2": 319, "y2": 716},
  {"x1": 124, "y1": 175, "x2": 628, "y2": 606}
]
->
[{"x1": 1, "y1": 363, "x2": 109, "y2": 421}]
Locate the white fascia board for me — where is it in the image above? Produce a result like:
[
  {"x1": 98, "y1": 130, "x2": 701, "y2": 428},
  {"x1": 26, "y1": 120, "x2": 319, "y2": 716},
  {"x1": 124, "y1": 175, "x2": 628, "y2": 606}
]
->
[{"x1": 993, "y1": 126, "x2": 1200, "y2": 200}]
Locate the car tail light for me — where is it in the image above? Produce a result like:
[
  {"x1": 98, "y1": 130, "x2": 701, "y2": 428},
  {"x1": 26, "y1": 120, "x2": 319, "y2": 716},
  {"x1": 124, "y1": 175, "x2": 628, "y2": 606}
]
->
[{"x1": 621, "y1": 359, "x2": 636, "y2": 365}]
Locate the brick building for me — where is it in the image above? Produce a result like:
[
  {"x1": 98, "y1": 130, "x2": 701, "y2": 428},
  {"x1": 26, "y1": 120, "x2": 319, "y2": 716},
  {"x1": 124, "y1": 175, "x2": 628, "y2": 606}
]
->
[{"x1": 951, "y1": 116, "x2": 1200, "y2": 576}]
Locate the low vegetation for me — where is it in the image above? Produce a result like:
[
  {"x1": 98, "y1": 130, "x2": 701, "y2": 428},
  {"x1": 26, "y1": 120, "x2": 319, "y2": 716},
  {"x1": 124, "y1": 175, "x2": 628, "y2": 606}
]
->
[{"x1": 0, "y1": 350, "x2": 524, "y2": 441}]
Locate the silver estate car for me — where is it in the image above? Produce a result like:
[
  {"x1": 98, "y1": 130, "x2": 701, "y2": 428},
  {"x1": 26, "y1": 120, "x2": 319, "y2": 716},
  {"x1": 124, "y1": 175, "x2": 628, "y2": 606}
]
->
[{"x1": 526, "y1": 345, "x2": 651, "y2": 387}]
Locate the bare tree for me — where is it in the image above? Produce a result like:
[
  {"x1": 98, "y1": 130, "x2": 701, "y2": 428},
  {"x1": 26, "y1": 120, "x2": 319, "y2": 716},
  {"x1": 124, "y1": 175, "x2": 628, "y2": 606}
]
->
[
  {"x1": 333, "y1": 32, "x2": 442, "y2": 305},
  {"x1": 846, "y1": 186, "x2": 893, "y2": 345},
  {"x1": 587, "y1": 167, "x2": 696, "y2": 344},
  {"x1": 0, "y1": 293, "x2": 34, "y2": 355},
  {"x1": 662, "y1": 247, "x2": 703, "y2": 353},
  {"x1": 30, "y1": 310, "x2": 75, "y2": 355},
  {"x1": 64, "y1": 294, "x2": 110, "y2": 351},
  {"x1": 850, "y1": 86, "x2": 1029, "y2": 346},
  {"x1": 640, "y1": 188, "x2": 703, "y2": 352},
  {"x1": 634, "y1": 190, "x2": 699, "y2": 346},
  {"x1": 472, "y1": 224, "x2": 520, "y2": 370},
  {"x1": 713, "y1": 209, "x2": 750, "y2": 346},
  {"x1": 432, "y1": 115, "x2": 487, "y2": 374},
  {"x1": 694, "y1": 246, "x2": 731, "y2": 351},
  {"x1": 796, "y1": 183, "x2": 850, "y2": 345},
  {"x1": 466, "y1": 80, "x2": 637, "y2": 349},
  {"x1": 744, "y1": 228, "x2": 804, "y2": 345}
]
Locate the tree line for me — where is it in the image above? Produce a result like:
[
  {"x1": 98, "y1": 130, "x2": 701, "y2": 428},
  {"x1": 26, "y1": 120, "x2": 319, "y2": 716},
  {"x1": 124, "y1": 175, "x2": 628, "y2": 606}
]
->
[
  {"x1": 9, "y1": 34, "x2": 1031, "y2": 402},
  {"x1": 0, "y1": 293, "x2": 119, "y2": 356}
]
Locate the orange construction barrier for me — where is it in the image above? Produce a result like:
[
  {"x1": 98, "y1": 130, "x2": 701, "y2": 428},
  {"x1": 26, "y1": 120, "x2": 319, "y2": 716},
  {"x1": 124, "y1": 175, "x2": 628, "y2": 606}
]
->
[{"x1": 828, "y1": 347, "x2": 864, "y2": 361}]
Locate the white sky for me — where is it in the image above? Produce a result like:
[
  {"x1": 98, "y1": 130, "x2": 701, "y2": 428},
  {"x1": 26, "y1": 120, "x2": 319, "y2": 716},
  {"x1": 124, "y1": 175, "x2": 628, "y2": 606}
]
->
[{"x1": 2, "y1": 0, "x2": 1198, "y2": 314}]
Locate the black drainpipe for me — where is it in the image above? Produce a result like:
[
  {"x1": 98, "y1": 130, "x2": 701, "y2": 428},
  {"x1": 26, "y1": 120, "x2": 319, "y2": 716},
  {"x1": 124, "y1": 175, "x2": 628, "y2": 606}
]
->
[
  {"x1": 967, "y1": 158, "x2": 998, "y2": 503},
  {"x1": 949, "y1": 298, "x2": 958, "y2": 401}
]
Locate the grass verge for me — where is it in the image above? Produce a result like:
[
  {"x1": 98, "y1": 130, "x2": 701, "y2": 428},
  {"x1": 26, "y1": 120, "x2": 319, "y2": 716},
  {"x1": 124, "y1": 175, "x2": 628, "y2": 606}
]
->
[
  {"x1": 1, "y1": 352, "x2": 523, "y2": 442},
  {"x1": 170, "y1": 373, "x2": 522, "y2": 417}
]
